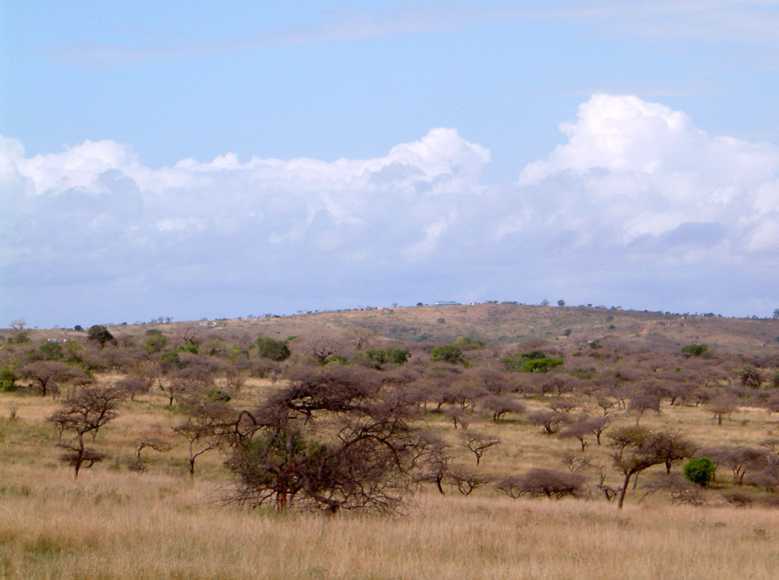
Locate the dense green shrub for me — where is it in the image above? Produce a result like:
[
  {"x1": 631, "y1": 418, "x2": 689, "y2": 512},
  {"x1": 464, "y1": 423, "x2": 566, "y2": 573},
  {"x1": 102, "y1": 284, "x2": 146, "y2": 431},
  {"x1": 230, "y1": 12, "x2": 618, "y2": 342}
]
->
[
  {"x1": 503, "y1": 351, "x2": 563, "y2": 373},
  {"x1": 681, "y1": 343, "x2": 708, "y2": 357},
  {"x1": 684, "y1": 457, "x2": 716, "y2": 487},
  {"x1": 431, "y1": 345, "x2": 465, "y2": 365},
  {"x1": 255, "y1": 336, "x2": 291, "y2": 362},
  {"x1": 0, "y1": 367, "x2": 18, "y2": 392}
]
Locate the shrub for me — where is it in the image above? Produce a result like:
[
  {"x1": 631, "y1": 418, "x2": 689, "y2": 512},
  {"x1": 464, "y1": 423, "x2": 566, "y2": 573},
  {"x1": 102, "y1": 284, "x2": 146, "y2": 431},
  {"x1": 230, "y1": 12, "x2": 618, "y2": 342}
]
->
[
  {"x1": 39, "y1": 342, "x2": 64, "y2": 360},
  {"x1": 684, "y1": 457, "x2": 716, "y2": 487},
  {"x1": 144, "y1": 333, "x2": 168, "y2": 354},
  {"x1": 365, "y1": 348, "x2": 410, "y2": 367},
  {"x1": 177, "y1": 340, "x2": 199, "y2": 355},
  {"x1": 740, "y1": 367, "x2": 762, "y2": 388},
  {"x1": 431, "y1": 345, "x2": 465, "y2": 365},
  {"x1": 681, "y1": 343, "x2": 708, "y2": 357},
  {"x1": 87, "y1": 325, "x2": 114, "y2": 347},
  {"x1": 453, "y1": 336, "x2": 485, "y2": 351},
  {"x1": 207, "y1": 388, "x2": 232, "y2": 403},
  {"x1": 160, "y1": 350, "x2": 182, "y2": 371},
  {"x1": 497, "y1": 469, "x2": 585, "y2": 499},
  {"x1": 502, "y1": 351, "x2": 563, "y2": 373},
  {"x1": 0, "y1": 367, "x2": 18, "y2": 392},
  {"x1": 255, "y1": 336, "x2": 291, "y2": 362}
]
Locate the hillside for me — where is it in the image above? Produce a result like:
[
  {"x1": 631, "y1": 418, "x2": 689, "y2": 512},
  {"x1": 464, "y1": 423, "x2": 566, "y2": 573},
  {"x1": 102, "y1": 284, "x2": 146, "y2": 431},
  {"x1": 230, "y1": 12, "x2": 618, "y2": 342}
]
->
[{"x1": 2, "y1": 304, "x2": 779, "y2": 579}]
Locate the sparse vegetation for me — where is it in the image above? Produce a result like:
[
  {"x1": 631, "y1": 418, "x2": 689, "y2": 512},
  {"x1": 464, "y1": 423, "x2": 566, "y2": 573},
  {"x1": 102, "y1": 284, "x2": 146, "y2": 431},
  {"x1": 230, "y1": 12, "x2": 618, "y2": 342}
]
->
[{"x1": 1, "y1": 304, "x2": 779, "y2": 578}]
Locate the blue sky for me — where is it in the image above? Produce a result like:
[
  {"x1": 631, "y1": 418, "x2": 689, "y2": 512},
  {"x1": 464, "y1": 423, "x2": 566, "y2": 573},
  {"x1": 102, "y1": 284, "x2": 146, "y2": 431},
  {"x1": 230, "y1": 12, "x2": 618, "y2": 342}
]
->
[{"x1": 2, "y1": 1, "x2": 779, "y2": 326}]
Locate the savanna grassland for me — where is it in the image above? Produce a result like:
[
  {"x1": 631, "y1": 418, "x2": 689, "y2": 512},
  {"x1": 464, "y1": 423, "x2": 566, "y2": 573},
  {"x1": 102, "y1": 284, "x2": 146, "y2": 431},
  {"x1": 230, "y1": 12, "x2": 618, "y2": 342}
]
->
[{"x1": 1, "y1": 304, "x2": 779, "y2": 579}]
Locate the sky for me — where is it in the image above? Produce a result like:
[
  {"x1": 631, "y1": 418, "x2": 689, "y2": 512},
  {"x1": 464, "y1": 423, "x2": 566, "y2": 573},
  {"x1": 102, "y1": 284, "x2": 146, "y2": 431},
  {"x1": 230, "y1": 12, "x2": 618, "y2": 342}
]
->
[{"x1": 2, "y1": 0, "x2": 779, "y2": 327}]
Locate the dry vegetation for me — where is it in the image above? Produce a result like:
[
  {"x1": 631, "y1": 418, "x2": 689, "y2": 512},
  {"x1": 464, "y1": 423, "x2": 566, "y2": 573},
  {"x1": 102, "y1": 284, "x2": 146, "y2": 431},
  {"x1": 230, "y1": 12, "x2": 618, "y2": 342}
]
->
[{"x1": 1, "y1": 305, "x2": 779, "y2": 578}]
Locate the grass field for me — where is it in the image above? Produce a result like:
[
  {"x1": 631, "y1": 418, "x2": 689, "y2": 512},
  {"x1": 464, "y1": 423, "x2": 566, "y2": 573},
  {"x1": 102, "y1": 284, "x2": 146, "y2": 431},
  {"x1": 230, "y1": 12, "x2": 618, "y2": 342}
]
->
[{"x1": 1, "y1": 369, "x2": 778, "y2": 579}]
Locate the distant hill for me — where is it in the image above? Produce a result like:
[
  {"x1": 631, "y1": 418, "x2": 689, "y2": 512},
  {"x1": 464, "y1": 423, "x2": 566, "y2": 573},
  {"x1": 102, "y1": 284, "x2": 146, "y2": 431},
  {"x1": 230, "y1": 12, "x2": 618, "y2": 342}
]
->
[{"x1": 47, "y1": 303, "x2": 778, "y2": 356}]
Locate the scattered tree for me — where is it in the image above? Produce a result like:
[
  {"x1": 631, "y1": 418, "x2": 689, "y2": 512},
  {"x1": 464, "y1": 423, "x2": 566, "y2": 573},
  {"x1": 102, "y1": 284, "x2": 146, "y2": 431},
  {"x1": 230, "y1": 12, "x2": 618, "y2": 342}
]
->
[
  {"x1": 48, "y1": 386, "x2": 125, "y2": 478},
  {"x1": 462, "y1": 432, "x2": 501, "y2": 465},
  {"x1": 87, "y1": 325, "x2": 115, "y2": 348}
]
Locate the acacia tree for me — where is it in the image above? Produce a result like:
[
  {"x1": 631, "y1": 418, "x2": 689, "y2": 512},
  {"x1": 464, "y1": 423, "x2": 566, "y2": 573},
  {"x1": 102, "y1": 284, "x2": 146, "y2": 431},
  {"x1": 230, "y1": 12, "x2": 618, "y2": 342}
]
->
[
  {"x1": 708, "y1": 395, "x2": 737, "y2": 426},
  {"x1": 20, "y1": 361, "x2": 88, "y2": 397},
  {"x1": 528, "y1": 410, "x2": 569, "y2": 435},
  {"x1": 174, "y1": 400, "x2": 232, "y2": 477},
  {"x1": 561, "y1": 415, "x2": 609, "y2": 451},
  {"x1": 131, "y1": 435, "x2": 172, "y2": 471},
  {"x1": 497, "y1": 469, "x2": 585, "y2": 500},
  {"x1": 479, "y1": 395, "x2": 525, "y2": 423},
  {"x1": 628, "y1": 392, "x2": 661, "y2": 426},
  {"x1": 448, "y1": 468, "x2": 490, "y2": 496},
  {"x1": 225, "y1": 365, "x2": 431, "y2": 513},
  {"x1": 608, "y1": 426, "x2": 670, "y2": 509},
  {"x1": 160, "y1": 356, "x2": 218, "y2": 406},
  {"x1": 652, "y1": 432, "x2": 696, "y2": 475},
  {"x1": 416, "y1": 436, "x2": 451, "y2": 495},
  {"x1": 48, "y1": 386, "x2": 125, "y2": 478},
  {"x1": 701, "y1": 446, "x2": 769, "y2": 485},
  {"x1": 462, "y1": 432, "x2": 501, "y2": 466}
]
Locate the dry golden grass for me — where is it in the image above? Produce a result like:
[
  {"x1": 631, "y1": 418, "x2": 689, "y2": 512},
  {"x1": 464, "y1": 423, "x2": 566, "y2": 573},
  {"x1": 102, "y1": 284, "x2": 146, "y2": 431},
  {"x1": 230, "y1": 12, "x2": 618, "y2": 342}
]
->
[
  {"x1": 1, "y1": 376, "x2": 779, "y2": 579},
  {"x1": 1, "y1": 466, "x2": 778, "y2": 580}
]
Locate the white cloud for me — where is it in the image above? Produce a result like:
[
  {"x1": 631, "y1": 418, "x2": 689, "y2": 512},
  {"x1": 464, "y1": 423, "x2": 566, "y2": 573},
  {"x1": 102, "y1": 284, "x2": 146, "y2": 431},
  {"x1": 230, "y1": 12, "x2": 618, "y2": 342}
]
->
[
  {"x1": 2, "y1": 95, "x2": 779, "y2": 324},
  {"x1": 518, "y1": 93, "x2": 779, "y2": 246}
]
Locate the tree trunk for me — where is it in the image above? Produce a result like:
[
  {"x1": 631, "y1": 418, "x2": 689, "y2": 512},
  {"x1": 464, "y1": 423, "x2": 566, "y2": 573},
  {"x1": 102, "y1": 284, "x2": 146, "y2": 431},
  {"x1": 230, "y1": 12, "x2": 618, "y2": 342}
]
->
[{"x1": 617, "y1": 473, "x2": 632, "y2": 509}]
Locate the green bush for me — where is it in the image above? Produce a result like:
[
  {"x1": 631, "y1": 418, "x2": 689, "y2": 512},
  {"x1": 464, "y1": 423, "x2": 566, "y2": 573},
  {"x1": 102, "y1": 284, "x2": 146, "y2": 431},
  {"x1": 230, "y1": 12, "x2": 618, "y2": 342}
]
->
[
  {"x1": 365, "y1": 348, "x2": 410, "y2": 367},
  {"x1": 681, "y1": 343, "x2": 709, "y2": 357},
  {"x1": 503, "y1": 351, "x2": 563, "y2": 373},
  {"x1": 177, "y1": 340, "x2": 199, "y2": 355},
  {"x1": 144, "y1": 333, "x2": 168, "y2": 354},
  {"x1": 160, "y1": 350, "x2": 182, "y2": 370},
  {"x1": 431, "y1": 345, "x2": 465, "y2": 365},
  {"x1": 684, "y1": 457, "x2": 716, "y2": 487},
  {"x1": 0, "y1": 367, "x2": 18, "y2": 392},
  {"x1": 255, "y1": 336, "x2": 291, "y2": 362},
  {"x1": 38, "y1": 342, "x2": 64, "y2": 361}
]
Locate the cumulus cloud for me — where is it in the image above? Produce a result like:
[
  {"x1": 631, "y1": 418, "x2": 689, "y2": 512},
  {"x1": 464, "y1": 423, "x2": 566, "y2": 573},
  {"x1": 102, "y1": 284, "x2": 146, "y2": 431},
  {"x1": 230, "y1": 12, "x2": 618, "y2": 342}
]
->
[
  {"x1": 2, "y1": 95, "x2": 778, "y2": 325},
  {"x1": 518, "y1": 93, "x2": 779, "y2": 247}
]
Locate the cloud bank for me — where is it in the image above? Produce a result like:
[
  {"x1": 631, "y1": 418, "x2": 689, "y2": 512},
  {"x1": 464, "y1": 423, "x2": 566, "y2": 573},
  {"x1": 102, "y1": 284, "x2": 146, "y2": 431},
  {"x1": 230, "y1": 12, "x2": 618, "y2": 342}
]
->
[{"x1": 3, "y1": 95, "x2": 778, "y2": 325}]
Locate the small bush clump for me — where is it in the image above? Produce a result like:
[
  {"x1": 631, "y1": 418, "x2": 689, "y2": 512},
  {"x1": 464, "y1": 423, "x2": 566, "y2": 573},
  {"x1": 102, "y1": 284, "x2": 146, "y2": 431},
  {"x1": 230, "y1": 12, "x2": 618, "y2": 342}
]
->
[
  {"x1": 684, "y1": 457, "x2": 716, "y2": 487},
  {"x1": 255, "y1": 336, "x2": 291, "y2": 362},
  {"x1": 503, "y1": 351, "x2": 563, "y2": 373},
  {"x1": 681, "y1": 343, "x2": 709, "y2": 357}
]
